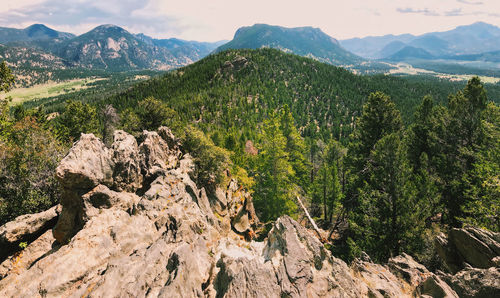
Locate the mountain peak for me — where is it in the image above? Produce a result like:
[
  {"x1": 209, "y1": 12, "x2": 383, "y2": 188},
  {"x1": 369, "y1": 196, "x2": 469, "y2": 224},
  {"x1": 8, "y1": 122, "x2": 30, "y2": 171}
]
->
[
  {"x1": 218, "y1": 23, "x2": 360, "y2": 65},
  {"x1": 23, "y1": 24, "x2": 58, "y2": 38},
  {"x1": 24, "y1": 24, "x2": 51, "y2": 31},
  {"x1": 91, "y1": 24, "x2": 129, "y2": 34}
]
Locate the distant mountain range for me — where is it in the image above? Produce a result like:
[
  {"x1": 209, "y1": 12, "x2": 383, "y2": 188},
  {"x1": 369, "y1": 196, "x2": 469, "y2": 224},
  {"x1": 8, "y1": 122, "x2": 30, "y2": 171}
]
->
[
  {"x1": 0, "y1": 24, "x2": 75, "y2": 44},
  {"x1": 1, "y1": 22, "x2": 500, "y2": 87},
  {"x1": 0, "y1": 24, "x2": 224, "y2": 72},
  {"x1": 216, "y1": 24, "x2": 362, "y2": 66},
  {"x1": 340, "y1": 22, "x2": 500, "y2": 61}
]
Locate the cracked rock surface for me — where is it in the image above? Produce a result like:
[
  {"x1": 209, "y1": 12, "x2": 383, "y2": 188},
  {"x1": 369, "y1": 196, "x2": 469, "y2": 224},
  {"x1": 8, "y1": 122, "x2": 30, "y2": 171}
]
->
[{"x1": 0, "y1": 128, "x2": 495, "y2": 297}]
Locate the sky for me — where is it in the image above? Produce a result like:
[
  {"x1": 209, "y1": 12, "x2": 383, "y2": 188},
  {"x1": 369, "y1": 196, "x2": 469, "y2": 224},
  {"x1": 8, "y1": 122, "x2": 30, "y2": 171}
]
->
[{"x1": 1, "y1": 0, "x2": 500, "y2": 42}]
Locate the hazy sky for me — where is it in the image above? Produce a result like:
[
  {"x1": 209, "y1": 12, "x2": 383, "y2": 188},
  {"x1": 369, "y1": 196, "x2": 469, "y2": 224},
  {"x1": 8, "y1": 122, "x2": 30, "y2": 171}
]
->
[{"x1": 1, "y1": 0, "x2": 500, "y2": 41}]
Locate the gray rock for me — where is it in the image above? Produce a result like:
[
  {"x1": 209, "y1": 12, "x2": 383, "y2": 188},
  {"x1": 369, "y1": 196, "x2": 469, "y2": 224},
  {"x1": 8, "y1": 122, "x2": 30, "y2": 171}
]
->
[
  {"x1": 2, "y1": 127, "x2": 494, "y2": 298},
  {"x1": 56, "y1": 133, "x2": 114, "y2": 190},
  {"x1": 437, "y1": 227, "x2": 500, "y2": 273},
  {"x1": 435, "y1": 232, "x2": 463, "y2": 273},
  {"x1": 111, "y1": 130, "x2": 143, "y2": 192},
  {"x1": 419, "y1": 275, "x2": 459, "y2": 298},
  {"x1": 215, "y1": 253, "x2": 280, "y2": 297},
  {"x1": 0, "y1": 230, "x2": 57, "y2": 279},
  {"x1": 140, "y1": 130, "x2": 178, "y2": 178},
  {"x1": 158, "y1": 126, "x2": 181, "y2": 153},
  {"x1": 0, "y1": 205, "x2": 60, "y2": 244},
  {"x1": 388, "y1": 253, "x2": 430, "y2": 285},
  {"x1": 387, "y1": 253, "x2": 458, "y2": 297},
  {"x1": 447, "y1": 267, "x2": 500, "y2": 298},
  {"x1": 450, "y1": 228, "x2": 497, "y2": 269}
]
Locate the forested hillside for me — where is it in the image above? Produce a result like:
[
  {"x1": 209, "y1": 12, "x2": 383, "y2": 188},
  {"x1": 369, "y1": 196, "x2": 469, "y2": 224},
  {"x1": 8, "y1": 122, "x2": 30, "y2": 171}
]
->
[
  {"x1": 1, "y1": 49, "x2": 498, "y2": 267},
  {"x1": 99, "y1": 49, "x2": 499, "y2": 140}
]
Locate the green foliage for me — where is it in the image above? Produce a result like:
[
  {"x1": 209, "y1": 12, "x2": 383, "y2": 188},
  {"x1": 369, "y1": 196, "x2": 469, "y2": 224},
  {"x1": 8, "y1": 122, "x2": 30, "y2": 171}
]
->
[
  {"x1": 345, "y1": 91, "x2": 402, "y2": 212},
  {"x1": 311, "y1": 140, "x2": 344, "y2": 223},
  {"x1": 461, "y1": 103, "x2": 500, "y2": 231},
  {"x1": 407, "y1": 96, "x2": 442, "y2": 217},
  {"x1": 280, "y1": 104, "x2": 309, "y2": 185},
  {"x1": 352, "y1": 133, "x2": 425, "y2": 260},
  {"x1": 19, "y1": 242, "x2": 27, "y2": 250},
  {"x1": 0, "y1": 63, "x2": 66, "y2": 225},
  {"x1": 181, "y1": 126, "x2": 231, "y2": 187},
  {"x1": 0, "y1": 61, "x2": 15, "y2": 92},
  {"x1": 137, "y1": 97, "x2": 178, "y2": 131},
  {"x1": 120, "y1": 97, "x2": 180, "y2": 135},
  {"x1": 54, "y1": 100, "x2": 99, "y2": 142},
  {"x1": 253, "y1": 112, "x2": 297, "y2": 222},
  {"x1": 120, "y1": 107, "x2": 142, "y2": 134},
  {"x1": 0, "y1": 49, "x2": 498, "y2": 267},
  {"x1": 433, "y1": 77, "x2": 490, "y2": 226},
  {"x1": 99, "y1": 48, "x2": 485, "y2": 149},
  {"x1": 0, "y1": 116, "x2": 66, "y2": 225}
]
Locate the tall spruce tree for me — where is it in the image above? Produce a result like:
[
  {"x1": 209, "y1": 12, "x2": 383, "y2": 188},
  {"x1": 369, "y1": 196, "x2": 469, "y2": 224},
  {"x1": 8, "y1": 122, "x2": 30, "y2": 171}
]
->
[
  {"x1": 345, "y1": 91, "x2": 402, "y2": 211},
  {"x1": 462, "y1": 102, "x2": 499, "y2": 231},
  {"x1": 354, "y1": 132, "x2": 419, "y2": 261},
  {"x1": 253, "y1": 112, "x2": 297, "y2": 222},
  {"x1": 438, "y1": 77, "x2": 488, "y2": 226},
  {"x1": 280, "y1": 104, "x2": 309, "y2": 186},
  {"x1": 312, "y1": 140, "x2": 343, "y2": 223}
]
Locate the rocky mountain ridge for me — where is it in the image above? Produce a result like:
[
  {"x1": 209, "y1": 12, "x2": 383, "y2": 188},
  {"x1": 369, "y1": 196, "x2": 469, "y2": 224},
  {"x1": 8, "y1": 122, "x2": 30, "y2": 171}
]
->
[
  {"x1": 0, "y1": 24, "x2": 223, "y2": 73},
  {"x1": 0, "y1": 127, "x2": 498, "y2": 297},
  {"x1": 0, "y1": 24, "x2": 74, "y2": 44},
  {"x1": 341, "y1": 22, "x2": 500, "y2": 60},
  {"x1": 215, "y1": 24, "x2": 363, "y2": 66}
]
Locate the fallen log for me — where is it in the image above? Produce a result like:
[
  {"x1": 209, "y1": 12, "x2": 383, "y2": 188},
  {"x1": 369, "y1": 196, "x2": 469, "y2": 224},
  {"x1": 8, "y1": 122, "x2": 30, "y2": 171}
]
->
[{"x1": 296, "y1": 196, "x2": 324, "y2": 241}]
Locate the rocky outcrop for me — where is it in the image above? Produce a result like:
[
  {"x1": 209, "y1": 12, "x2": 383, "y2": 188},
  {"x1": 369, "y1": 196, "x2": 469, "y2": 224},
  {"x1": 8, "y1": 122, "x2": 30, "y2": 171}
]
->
[
  {"x1": 387, "y1": 253, "x2": 458, "y2": 297},
  {"x1": 435, "y1": 226, "x2": 500, "y2": 273},
  {"x1": 0, "y1": 128, "x2": 496, "y2": 297},
  {"x1": 442, "y1": 267, "x2": 500, "y2": 298},
  {"x1": 111, "y1": 130, "x2": 143, "y2": 192},
  {"x1": 0, "y1": 205, "x2": 60, "y2": 260}
]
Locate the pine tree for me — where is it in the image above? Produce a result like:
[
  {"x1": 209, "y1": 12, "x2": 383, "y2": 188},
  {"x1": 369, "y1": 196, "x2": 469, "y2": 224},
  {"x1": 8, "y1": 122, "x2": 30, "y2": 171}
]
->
[
  {"x1": 345, "y1": 91, "x2": 402, "y2": 211},
  {"x1": 462, "y1": 102, "x2": 499, "y2": 231},
  {"x1": 438, "y1": 77, "x2": 489, "y2": 226},
  {"x1": 0, "y1": 61, "x2": 15, "y2": 138},
  {"x1": 353, "y1": 133, "x2": 420, "y2": 261},
  {"x1": 406, "y1": 96, "x2": 441, "y2": 218},
  {"x1": 312, "y1": 140, "x2": 343, "y2": 223},
  {"x1": 253, "y1": 112, "x2": 297, "y2": 222},
  {"x1": 55, "y1": 100, "x2": 99, "y2": 142},
  {"x1": 0, "y1": 61, "x2": 15, "y2": 93},
  {"x1": 407, "y1": 95, "x2": 435, "y2": 170},
  {"x1": 280, "y1": 104, "x2": 309, "y2": 186}
]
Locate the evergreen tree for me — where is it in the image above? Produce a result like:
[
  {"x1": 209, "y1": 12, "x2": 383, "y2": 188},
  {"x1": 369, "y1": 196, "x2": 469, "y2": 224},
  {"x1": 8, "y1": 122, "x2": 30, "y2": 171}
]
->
[
  {"x1": 182, "y1": 126, "x2": 231, "y2": 187},
  {"x1": 137, "y1": 96, "x2": 177, "y2": 131},
  {"x1": 55, "y1": 100, "x2": 99, "y2": 142},
  {"x1": 0, "y1": 61, "x2": 15, "y2": 138},
  {"x1": 311, "y1": 139, "x2": 343, "y2": 223},
  {"x1": 0, "y1": 61, "x2": 15, "y2": 93},
  {"x1": 462, "y1": 102, "x2": 500, "y2": 231},
  {"x1": 253, "y1": 112, "x2": 297, "y2": 222},
  {"x1": 353, "y1": 133, "x2": 421, "y2": 261},
  {"x1": 345, "y1": 92, "x2": 402, "y2": 211},
  {"x1": 280, "y1": 104, "x2": 309, "y2": 186},
  {"x1": 437, "y1": 77, "x2": 489, "y2": 226},
  {"x1": 407, "y1": 95, "x2": 435, "y2": 170},
  {"x1": 407, "y1": 96, "x2": 441, "y2": 217}
]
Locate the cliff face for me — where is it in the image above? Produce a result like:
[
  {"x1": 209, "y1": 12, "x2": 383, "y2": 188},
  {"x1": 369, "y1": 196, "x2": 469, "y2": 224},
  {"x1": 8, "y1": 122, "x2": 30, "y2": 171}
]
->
[{"x1": 0, "y1": 128, "x2": 498, "y2": 297}]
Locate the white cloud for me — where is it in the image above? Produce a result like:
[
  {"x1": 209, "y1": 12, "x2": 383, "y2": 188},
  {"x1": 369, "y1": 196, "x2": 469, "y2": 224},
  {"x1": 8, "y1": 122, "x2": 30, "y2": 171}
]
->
[
  {"x1": 0, "y1": 0, "x2": 500, "y2": 41},
  {"x1": 129, "y1": 0, "x2": 500, "y2": 40}
]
